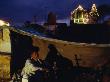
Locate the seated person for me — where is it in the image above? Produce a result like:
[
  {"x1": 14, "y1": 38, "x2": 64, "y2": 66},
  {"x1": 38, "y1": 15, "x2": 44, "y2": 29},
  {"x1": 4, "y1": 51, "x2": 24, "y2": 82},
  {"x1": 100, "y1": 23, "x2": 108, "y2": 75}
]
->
[{"x1": 21, "y1": 46, "x2": 48, "y2": 82}]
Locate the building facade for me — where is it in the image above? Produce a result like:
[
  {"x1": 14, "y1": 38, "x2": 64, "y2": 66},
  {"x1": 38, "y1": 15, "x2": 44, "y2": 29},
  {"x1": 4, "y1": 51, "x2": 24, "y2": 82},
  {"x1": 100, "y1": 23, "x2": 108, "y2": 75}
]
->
[{"x1": 70, "y1": 4, "x2": 99, "y2": 24}]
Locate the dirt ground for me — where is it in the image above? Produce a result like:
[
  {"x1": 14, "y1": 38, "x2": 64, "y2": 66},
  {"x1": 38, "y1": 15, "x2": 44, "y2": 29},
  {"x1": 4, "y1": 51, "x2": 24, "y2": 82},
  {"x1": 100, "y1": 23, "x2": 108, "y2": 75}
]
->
[{"x1": 0, "y1": 54, "x2": 11, "y2": 81}]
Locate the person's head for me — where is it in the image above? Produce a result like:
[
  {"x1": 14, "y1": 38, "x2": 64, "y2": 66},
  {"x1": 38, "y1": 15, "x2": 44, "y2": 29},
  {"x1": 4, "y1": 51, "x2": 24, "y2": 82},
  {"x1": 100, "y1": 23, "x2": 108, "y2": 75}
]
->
[
  {"x1": 48, "y1": 44, "x2": 58, "y2": 54},
  {"x1": 30, "y1": 46, "x2": 40, "y2": 60}
]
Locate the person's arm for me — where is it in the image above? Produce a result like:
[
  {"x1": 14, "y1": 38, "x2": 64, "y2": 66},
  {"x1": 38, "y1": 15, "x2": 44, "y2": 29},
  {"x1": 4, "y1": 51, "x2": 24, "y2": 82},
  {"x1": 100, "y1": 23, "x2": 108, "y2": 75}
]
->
[
  {"x1": 21, "y1": 59, "x2": 36, "y2": 77},
  {"x1": 21, "y1": 59, "x2": 44, "y2": 76}
]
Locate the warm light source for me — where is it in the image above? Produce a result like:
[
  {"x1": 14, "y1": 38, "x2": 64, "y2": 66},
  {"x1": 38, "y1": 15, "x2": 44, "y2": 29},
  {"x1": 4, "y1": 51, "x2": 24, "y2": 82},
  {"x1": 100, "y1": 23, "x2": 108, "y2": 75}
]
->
[
  {"x1": 90, "y1": 4, "x2": 99, "y2": 17},
  {"x1": 71, "y1": 5, "x2": 89, "y2": 24},
  {"x1": 78, "y1": 5, "x2": 83, "y2": 10},
  {"x1": 0, "y1": 20, "x2": 10, "y2": 26}
]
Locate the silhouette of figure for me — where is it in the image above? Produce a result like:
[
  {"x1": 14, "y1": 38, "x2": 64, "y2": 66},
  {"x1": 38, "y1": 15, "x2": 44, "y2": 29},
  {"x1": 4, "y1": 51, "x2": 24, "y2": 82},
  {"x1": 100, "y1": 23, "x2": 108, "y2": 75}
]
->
[
  {"x1": 45, "y1": 44, "x2": 74, "y2": 82},
  {"x1": 10, "y1": 31, "x2": 33, "y2": 82}
]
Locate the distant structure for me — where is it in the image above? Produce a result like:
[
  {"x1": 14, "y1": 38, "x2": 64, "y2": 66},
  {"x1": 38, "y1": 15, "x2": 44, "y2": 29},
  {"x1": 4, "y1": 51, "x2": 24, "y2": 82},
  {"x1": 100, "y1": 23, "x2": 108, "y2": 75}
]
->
[
  {"x1": 70, "y1": 5, "x2": 89, "y2": 24},
  {"x1": 70, "y1": 4, "x2": 99, "y2": 24},
  {"x1": 44, "y1": 12, "x2": 67, "y2": 37},
  {"x1": 89, "y1": 4, "x2": 99, "y2": 24},
  {"x1": 44, "y1": 12, "x2": 57, "y2": 33},
  {"x1": 47, "y1": 12, "x2": 57, "y2": 25}
]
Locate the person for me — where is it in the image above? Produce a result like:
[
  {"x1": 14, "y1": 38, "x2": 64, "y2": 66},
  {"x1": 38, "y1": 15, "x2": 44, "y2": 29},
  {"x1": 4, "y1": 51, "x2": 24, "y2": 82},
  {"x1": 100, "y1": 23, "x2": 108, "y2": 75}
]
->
[
  {"x1": 45, "y1": 44, "x2": 74, "y2": 82},
  {"x1": 21, "y1": 46, "x2": 48, "y2": 82}
]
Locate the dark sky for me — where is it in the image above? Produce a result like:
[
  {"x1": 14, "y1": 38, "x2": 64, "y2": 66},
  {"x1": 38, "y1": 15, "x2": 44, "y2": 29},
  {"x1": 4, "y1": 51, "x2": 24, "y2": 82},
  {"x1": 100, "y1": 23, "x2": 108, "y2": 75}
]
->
[{"x1": 0, "y1": 0, "x2": 110, "y2": 24}]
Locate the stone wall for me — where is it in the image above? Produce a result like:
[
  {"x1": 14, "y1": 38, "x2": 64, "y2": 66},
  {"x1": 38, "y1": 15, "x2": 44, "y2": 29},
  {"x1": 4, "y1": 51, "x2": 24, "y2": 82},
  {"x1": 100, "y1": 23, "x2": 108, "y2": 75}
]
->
[{"x1": 33, "y1": 37, "x2": 110, "y2": 68}]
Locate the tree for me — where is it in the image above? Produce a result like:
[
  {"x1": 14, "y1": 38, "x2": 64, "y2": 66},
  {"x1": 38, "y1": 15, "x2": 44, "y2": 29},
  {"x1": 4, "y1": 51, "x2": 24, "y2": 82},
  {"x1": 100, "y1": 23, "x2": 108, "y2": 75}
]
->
[{"x1": 90, "y1": 4, "x2": 99, "y2": 17}]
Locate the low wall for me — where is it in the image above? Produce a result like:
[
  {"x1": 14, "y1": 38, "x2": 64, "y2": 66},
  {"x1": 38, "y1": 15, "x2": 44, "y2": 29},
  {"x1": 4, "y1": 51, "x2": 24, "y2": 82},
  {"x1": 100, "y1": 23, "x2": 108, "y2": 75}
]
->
[
  {"x1": 9, "y1": 26, "x2": 110, "y2": 68},
  {"x1": 32, "y1": 36, "x2": 110, "y2": 68}
]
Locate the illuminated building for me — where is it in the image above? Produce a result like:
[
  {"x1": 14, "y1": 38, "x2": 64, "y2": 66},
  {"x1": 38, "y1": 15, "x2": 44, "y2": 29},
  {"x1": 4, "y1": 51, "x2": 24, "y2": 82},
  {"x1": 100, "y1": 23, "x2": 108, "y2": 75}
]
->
[
  {"x1": 90, "y1": 4, "x2": 99, "y2": 17},
  {"x1": 70, "y1": 4, "x2": 99, "y2": 24},
  {"x1": 0, "y1": 20, "x2": 11, "y2": 53},
  {"x1": 0, "y1": 20, "x2": 10, "y2": 26},
  {"x1": 89, "y1": 4, "x2": 99, "y2": 24}
]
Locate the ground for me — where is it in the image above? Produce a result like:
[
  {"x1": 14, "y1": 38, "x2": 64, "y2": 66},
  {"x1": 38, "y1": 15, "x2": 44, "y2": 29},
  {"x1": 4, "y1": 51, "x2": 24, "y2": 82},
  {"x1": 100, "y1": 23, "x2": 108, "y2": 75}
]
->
[{"x1": 0, "y1": 54, "x2": 11, "y2": 82}]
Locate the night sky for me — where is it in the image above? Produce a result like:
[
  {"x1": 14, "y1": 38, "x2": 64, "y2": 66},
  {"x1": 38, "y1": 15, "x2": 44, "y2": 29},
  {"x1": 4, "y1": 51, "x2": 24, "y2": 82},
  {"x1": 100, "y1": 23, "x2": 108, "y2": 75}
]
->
[{"x1": 0, "y1": 0, "x2": 110, "y2": 24}]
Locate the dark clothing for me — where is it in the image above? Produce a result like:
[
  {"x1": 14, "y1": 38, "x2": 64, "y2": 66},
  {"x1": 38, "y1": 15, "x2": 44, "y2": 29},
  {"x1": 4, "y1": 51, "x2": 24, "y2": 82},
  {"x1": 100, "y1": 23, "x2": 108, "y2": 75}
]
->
[{"x1": 45, "y1": 53, "x2": 74, "y2": 82}]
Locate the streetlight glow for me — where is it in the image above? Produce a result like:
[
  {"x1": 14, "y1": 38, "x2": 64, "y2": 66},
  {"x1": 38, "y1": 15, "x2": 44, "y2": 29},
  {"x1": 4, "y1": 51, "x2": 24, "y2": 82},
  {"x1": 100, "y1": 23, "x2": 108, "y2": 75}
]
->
[{"x1": 0, "y1": 20, "x2": 10, "y2": 26}]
